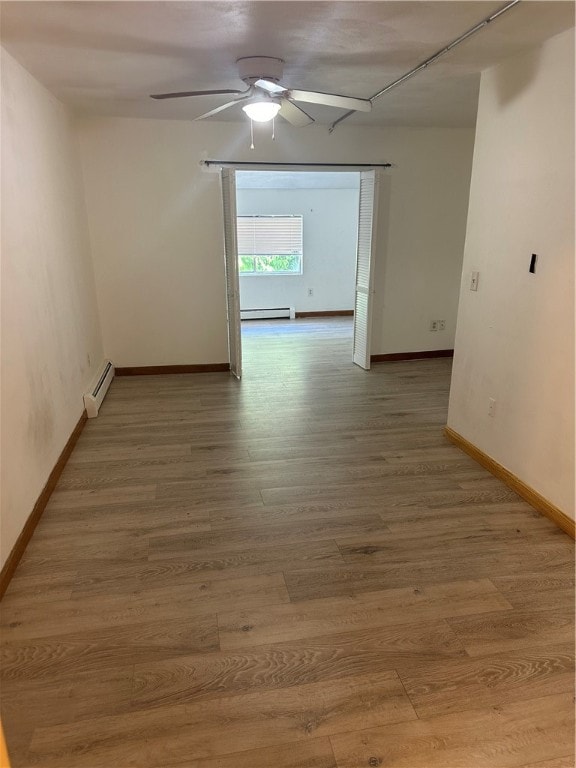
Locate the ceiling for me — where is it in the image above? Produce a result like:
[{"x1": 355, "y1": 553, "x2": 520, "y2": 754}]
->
[{"x1": 1, "y1": 1, "x2": 574, "y2": 128}]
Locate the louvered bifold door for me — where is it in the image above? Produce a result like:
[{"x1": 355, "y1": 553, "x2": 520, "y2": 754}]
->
[
  {"x1": 353, "y1": 169, "x2": 381, "y2": 370},
  {"x1": 221, "y1": 169, "x2": 242, "y2": 379}
]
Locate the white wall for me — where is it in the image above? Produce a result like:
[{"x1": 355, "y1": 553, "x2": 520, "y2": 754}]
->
[
  {"x1": 1, "y1": 49, "x2": 104, "y2": 569},
  {"x1": 372, "y1": 135, "x2": 474, "y2": 354},
  {"x1": 447, "y1": 29, "x2": 575, "y2": 517},
  {"x1": 237, "y1": 186, "x2": 359, "y2": 313},
  {"x1": 77, "y1": 118, "x2": 474, "y2": 365}
]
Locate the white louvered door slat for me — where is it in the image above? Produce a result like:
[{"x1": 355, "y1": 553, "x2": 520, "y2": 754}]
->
[
  {"x1": 353, "y1": 169, "x2": 381, "y2": 370},
  {"x1": 221, "y1": 169, "x2": 242, "y2": 379}
]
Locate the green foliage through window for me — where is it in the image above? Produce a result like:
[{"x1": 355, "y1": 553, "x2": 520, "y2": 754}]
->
[{"x1": 239, "y1": 254, "x2": 301, "y2": 274}]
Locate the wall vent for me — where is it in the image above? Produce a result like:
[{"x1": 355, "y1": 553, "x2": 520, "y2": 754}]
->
[{"x1": 84, "y1": 361, "x2": 114, "y2": 418}]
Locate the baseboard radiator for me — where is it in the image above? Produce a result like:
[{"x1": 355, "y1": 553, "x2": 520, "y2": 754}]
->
[
  {"x1": 240, "y1": 307, "x2": 295, "y2": 321},
  {"x1": 84, "y1": 360, "x2": 114, "y2": 418}
]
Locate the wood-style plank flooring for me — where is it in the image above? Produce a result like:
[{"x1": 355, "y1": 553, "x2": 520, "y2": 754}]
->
[{"x1": 1, "y1": 318, "x2": 574, "y2": 767}]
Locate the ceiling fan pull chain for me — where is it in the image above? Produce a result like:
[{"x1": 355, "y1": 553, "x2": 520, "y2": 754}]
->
[
  {"x1": 272, "y1": 117, "x2": 275, "y2": 141},
  {"x1": 250, "y1": 118, "x2": 255, "y2": 150}
]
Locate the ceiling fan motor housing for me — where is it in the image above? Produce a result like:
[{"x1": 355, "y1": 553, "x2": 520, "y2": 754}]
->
[{"x1": 237, "y1": 56, "x2": 284, "y2": 84}]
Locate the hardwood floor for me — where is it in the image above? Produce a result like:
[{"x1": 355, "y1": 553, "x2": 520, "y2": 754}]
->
[{"x1": 1, "y1": 317, "x2": 574, "y2": 767}]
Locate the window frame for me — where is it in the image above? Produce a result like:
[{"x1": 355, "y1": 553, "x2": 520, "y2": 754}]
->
[{"x1": 236, "y1": 214, "x2": 304, "y2": 277}]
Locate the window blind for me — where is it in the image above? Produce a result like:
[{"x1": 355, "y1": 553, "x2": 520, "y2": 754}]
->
[{"x1": 237, "y1": 216, "x2": 303, "y2": 256}]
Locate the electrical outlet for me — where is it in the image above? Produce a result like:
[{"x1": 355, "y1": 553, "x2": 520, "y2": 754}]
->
[
  {"x1": 470, "y1": 271, "x2": 479, "y2": 291},
  {"x1": 438, "y1": 320, "x2": 446, "y2": 331},
  {"x1": 308, "y1": 288, "x2": 313, "y2": 296},
  {"x1": 429, "y1": 320, "x2": 438, "y2": 332},
  {"x1": 488, "y1": 397, "x2": 496, "y2": 417}
]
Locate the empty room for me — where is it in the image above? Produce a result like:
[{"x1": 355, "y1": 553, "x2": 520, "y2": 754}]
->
[
  {"x1": 0, "y1": 2, "x2": 574, "y2": 767},
  {"x1": 236, "y1": 169, "x2": 360, "y2": 375}
]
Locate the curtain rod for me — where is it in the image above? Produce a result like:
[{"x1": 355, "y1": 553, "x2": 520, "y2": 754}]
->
[{"x1": 202, "y1": 161, "x2": 393, "y2": 169}]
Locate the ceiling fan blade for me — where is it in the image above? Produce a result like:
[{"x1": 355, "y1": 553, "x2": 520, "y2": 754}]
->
[
  {"x1": 278, "y1": 99, "x2": 315, "y2": 127},
  {"x1": 289, "y1": 89, "x2": 372, "y2": 113},
  {"x1": 194, "y1": 97, "x2": 250, "y2": 121},
  {"x1": 151, "y1": 88, "x2": 248, "y2": 100},
  {"x1": 255, "y1": 79, "x2": 287, "y2": 94}
]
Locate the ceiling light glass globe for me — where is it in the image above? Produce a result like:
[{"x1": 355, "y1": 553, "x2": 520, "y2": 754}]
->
[{"x1": 242, "y1": 100, "x2": 281, "y2": 122}]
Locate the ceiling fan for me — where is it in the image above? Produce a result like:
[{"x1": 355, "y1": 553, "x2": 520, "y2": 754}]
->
[{"x1": 150, "y1": 56, "x2": 372, "y2": 126}]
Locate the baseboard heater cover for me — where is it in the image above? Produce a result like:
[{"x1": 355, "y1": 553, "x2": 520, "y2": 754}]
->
[
  {"x1": 240, "y1": 307, "x2": 295, "y2": 320},
  {"x1": 84, "y1": 360, "x2": 114, "y2": 418}
]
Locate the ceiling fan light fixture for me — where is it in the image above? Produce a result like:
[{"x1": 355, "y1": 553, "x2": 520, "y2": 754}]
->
[{"x1": 242, "y1": 98, "x2": 281, "y2": 122}]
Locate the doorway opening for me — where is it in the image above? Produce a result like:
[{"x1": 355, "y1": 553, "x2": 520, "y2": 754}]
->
[
  {"x1": 221, "y1": 166, "x2": 386, "y2": 379},
  {"x1": 237, "y1": 170, "x2": 358, "y2": 376}
]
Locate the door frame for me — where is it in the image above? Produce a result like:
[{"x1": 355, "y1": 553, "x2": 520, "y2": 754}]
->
[
  {"x1": 219, "y1": 164, "x2": 388, "y2": 375},
  {"x1": 220, "y1": 168, "x2": 242, "y2": 378},
  {"x1": 352, "y1": 168, "x2": 385, "y2": 370}
]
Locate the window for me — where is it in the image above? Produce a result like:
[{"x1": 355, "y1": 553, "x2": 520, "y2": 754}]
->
[{"x1": 237, "y1": 215, "x2": 303, "y2": 275}]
